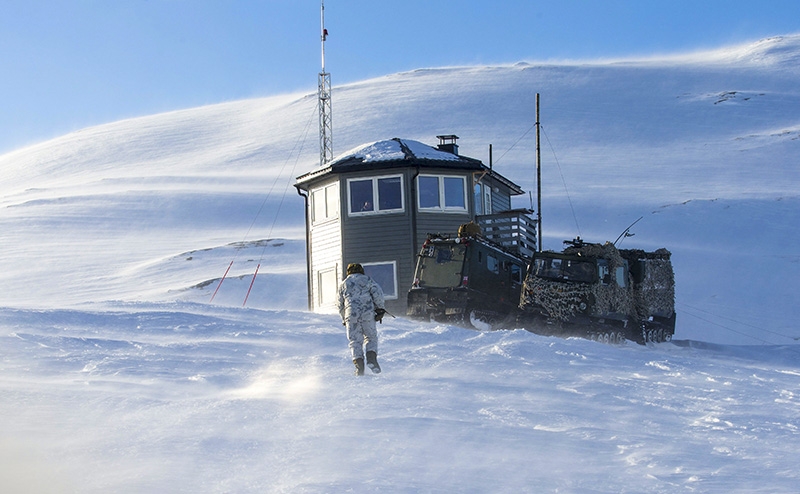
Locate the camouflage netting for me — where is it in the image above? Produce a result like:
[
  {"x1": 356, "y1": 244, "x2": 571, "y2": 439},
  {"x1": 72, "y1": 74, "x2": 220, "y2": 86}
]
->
[
  {"x1": 621, "y1": 248, "x2": 673, "y2": 260},
  {"x1": 587, "y1": 243, "x2": 632, "y2": 318},
  {"x1": 520, "y1": 240, "x2": 676, "y2": 343},
  {"x1": 521, "y1": 242, "x2": 676, "y2": 321},
  {"x1": 591, "y1": 280, "x2": 634, "y2": 318},
  {"x1": 632, "y1": 258, "x2": 675, "y2": 318},
  {"x1": 522, "y1": 277, "x2": 637, "y2": 322},
  {"x1": 562, "y1": 241, "x2": 619, "y2": 259},
  {"x1": 619, "y1": 248, "x2": 675, "y2": 319},
  {"x1": 523, "y1": 277, "x2": 590, "y2": 321}
]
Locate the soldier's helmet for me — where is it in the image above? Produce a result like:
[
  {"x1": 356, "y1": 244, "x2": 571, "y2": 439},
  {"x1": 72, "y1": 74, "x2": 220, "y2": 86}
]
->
[{"x1": 346, "y1": 263, "x2": 365, "y2": 275}]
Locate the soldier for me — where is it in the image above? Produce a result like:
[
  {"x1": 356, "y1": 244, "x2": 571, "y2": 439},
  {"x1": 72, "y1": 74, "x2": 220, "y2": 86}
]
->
[{"x1": 338, "y1": 263, "x2": 386, "y2": 375}]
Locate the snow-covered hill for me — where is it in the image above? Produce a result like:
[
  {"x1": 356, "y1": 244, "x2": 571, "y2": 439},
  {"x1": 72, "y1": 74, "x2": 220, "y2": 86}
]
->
[
  {"x1": 1, "y1": 35, "x2": 799, "y2": 343},
  {"x1": 1, "y1": 35, "x2": 799, "y2": 492}
]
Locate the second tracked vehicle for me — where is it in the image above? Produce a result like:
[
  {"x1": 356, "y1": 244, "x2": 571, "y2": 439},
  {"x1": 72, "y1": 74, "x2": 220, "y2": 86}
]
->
[{"x1": 518, "y1": 237, "x2": 676, "y2": 344}]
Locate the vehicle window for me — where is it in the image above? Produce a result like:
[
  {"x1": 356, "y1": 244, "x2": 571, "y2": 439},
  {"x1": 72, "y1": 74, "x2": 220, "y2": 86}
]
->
[
  {"x1": 563, "y1": 260, "x2": 595, "y2": 282},
  {"x1": 511, "y1": 264, "x2": 522, "y2": 283},
  {"x1": 615, "y1": 264, "x2": 627, "y2": 287},
  {"x1": 417, "y1": 244, "x2": 466, "y2": 288},
  {"x1": 598, "y1": 259, "x2": 610, "y2": 285},
  {"x1": 535, "y1": 257, "x2": 594, "y2": 283},
  {"x1": 487, "y1": 255, "x2": 499, "y2": 274}
]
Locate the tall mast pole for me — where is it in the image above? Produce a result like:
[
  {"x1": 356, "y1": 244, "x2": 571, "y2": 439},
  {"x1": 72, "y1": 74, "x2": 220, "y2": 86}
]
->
[
  {"x1": 536, "y1": 93, "x2": 542, "y2": 252},
  {"x1": 318, "y1": 1, "x2": 333, "y2": 166}
]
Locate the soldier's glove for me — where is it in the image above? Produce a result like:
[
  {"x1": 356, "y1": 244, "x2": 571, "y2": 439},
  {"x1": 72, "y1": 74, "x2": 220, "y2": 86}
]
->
[{"x1": 375, "y1": 308, "x2": 386, "y2": 323}]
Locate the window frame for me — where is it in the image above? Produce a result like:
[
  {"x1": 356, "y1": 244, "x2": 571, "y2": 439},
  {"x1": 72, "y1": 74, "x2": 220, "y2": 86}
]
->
[
  {"x1": 510, "y1": 263, "x2": 522, "y2": 284},
  {"x1": 362, "y1": 260, "x2": 399, "y2": 300},
  {"x1": 473, "y1": 182, "x2": 493, "y2": 215},
  {"x1": 311, "y1": 182, "x2": 340, "y2": 225},
  {"x1": 317, "y1": 265, "x2": 340, "y2": 307},
  {"x1": 417, "y1": 174, "x2": 468, "y2": 213},
  {"x1": 346, "y1": 174, "x2": 405, "y2": 217},
  {"x1": 487, "y1": 254, "x2": 500, "y2": 274}
]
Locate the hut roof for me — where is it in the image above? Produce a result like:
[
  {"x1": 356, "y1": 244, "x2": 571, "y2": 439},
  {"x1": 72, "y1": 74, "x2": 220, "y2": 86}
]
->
[{"x1": 295, "y1": 137, "x2": 523, "y2": 195}]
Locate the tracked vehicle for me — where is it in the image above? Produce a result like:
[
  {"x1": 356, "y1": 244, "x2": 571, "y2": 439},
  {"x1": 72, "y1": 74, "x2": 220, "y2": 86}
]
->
[
  {"x1": 518, "y1": 238, "x2": 676, "y2": 344},
  {"x1": 407, "y1": 228, "x2": 528, "y2": 329}
]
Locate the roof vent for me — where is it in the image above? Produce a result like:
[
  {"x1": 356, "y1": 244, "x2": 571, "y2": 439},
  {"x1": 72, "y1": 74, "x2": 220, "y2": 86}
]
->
[{"x1": 436, "y1": 134, "x2": 459, "y2": 155}]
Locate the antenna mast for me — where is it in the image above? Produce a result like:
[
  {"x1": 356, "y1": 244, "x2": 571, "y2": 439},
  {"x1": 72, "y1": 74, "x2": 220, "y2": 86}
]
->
[
  {"x1": 535, "y1": 93, "x2": 542, "y2": 252},
  {"x1": 318, "y1": 1, "x2": 333, "y2": 166}
]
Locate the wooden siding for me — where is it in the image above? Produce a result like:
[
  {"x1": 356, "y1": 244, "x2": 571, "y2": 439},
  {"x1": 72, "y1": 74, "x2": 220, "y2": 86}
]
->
[
  {"x1": 301, "y1": 159, "x2": 524, "y2": 315},
  {"x1": 414, "y1": 211, "x2": 473, "y2": 246},
  {"x1": 339, "y1": 169, "x2": 416, "y2": 314},
  {"x1": 309, "y1": 182, "x2": 342, "y2": 312},
  {"x1": 342, "y1": 206, "x2": 415, "y2": 314},
  {"x1": 491, "y1": 190, "x2": 512, "y2": 214},
  {"x1": 414, "y1": 167, "x2": 475, "y2": 253},
  {"x1": 481, "y1": 175, "x2": 514, "y2": 214}
]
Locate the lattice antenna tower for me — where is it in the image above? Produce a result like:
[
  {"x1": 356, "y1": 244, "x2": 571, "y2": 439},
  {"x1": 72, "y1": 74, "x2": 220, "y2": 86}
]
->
[{"x1": 318, "y1": 1, "x2": 333, "y2": 166}]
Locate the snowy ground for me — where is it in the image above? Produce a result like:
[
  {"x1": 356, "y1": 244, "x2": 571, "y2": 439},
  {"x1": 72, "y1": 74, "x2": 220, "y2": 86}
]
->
[
  {"x1": 1, "y1": 35, "x2": 800, "y2": 492},
  {"x1": 2, "y1": 303, "x2": 799, "y2": 493}
]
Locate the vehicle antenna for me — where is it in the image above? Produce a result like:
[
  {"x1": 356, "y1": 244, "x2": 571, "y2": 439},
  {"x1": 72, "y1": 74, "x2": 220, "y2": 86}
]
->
[{"x1": 614, "y1": 216, "x2": 643, "y2": 246}]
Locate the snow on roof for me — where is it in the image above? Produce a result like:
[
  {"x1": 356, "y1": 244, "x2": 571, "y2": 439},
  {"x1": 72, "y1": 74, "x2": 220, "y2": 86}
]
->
[
  {"x1": 331, "y1": 138, "x2": 462, "y2": 164},
  {"x1": 402, "y1": 139, "x2": 462, "y2": 161},
  {"x1": 296, "y1": 136, "x2": 520, "y2": 191}
]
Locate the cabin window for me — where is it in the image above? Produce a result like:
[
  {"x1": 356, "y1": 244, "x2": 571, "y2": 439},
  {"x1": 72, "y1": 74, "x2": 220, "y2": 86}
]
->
[
  {"x1": 444, "y1": 177, "x2": 466, "y2": 208},
  {"x1": 363, "y1": 261, "x2": 398, "y2": 300},
  {"x1": 418, "y1": 175, "x2": 467, "y2": 212},
  {"x1": 483, "y1": 186, "x2": 493, "y2": 214},
  {"x1": 311, "y1": 182, "x2": 339, "y2": 224},
  {"x1": 419, "y1": 176, "x2": 440, "y2": 208},
  {"x1": 317, "y1": 266, "x2": 339, "y2": 307},
  {"x1": 474, "y1": 182, "x2": 492, "y2": 215},
  {"x1": 347, "y1": 175, "x2": 404, "y2": 216}
]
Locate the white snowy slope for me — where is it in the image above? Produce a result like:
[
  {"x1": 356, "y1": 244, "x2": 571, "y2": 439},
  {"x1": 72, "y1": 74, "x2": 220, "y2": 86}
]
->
[
  {"x1": 1, "y1": 305, "x2": 799, "y2": 492},
  {"x1": 1, "y1": 36, "x2": 799, "y2": 492}
]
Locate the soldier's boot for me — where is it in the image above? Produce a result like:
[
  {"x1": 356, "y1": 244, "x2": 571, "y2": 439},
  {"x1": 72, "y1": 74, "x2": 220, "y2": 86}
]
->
[
  {"x1": 353, "y1": 357, "x2": 365, "y2": 376},
  {"x1": 366, "y1": 351, "x2": 381, "y2": 374}
]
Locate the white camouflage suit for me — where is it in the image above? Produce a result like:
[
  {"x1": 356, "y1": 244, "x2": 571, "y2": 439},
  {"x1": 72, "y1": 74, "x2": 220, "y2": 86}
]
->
[{"x1": 337, "y1": 272, "x2": 385, "y2": 360}]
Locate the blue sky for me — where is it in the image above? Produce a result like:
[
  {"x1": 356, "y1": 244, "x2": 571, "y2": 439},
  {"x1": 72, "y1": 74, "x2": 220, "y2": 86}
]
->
[{"x1": 2, "y1": 0, "x2": 799, "y2": 153}]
